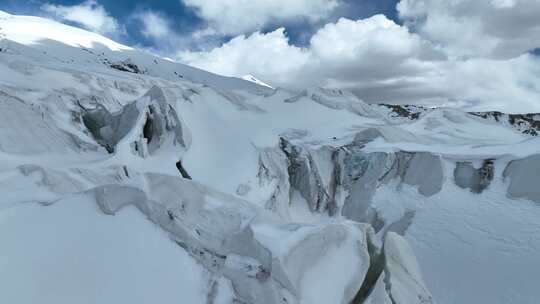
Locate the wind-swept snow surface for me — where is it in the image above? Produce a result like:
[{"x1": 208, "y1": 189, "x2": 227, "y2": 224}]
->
[
  {"x1": 242, "y1": 74, "x2": 274, "y2": 89},
  {"x1": 0, "y1": 10, "x2": 539, "y2": 304},
  {"x1": 0, "y1": 195, "x2": 212, "y2": 304}
]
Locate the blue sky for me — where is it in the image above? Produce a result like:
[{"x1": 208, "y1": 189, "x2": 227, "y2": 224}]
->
[
  {"x1": 0, "y1": 0, "x2": 399, "y2": 50},
  {"x1": 1, "y1": 0, "x2": 202, "y2": 48},
  {"x1": 1, "y1": 0, "x2": 539, "y2": 111}
]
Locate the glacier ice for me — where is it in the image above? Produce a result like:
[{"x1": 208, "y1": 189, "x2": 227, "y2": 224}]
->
[
  {"x1": 0, "y1": 10, "x2": 539, "y2": 304},
  {"x1": 503, "y1": 154, "x2": 540, "y2": 203}
]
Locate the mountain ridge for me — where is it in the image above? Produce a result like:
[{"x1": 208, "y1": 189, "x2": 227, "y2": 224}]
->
[{"x1": 0, "y1": 10, "x2": 539, "y2": 304}]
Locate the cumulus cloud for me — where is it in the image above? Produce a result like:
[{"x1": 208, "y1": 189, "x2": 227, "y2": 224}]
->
[
  {"x1": 179, "y1": 28, "x2": 310, "y2": 85},
  {"x1": 180, "y1": 15, "x2": 441, "y2": 100},
  {"x1": 136, "y1": 11, "x2": 172, "y2": 40},
  {"x1": 41, "y1": 0, "x2": 120, "y2": 35},
  {"x1": 442, "y1": 55, "x2": 540, "y2": 111},
  {"x1": 131, "y1": 10, "x2": 222, "y2": 57},
  {"x1": 179, "y1": 11, "x2": 540, "y2": 112},
  {"x1": 40, "y1": 0, "x2": 540, "y2": 111},
  {"x1": 182, "y1": 0, "x2": 339, "y2": 35},
  {"x1": 397, "y1": 0, "x2": 540, "y2": 59}
]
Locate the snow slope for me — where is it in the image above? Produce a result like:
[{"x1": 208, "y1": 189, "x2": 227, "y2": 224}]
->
[
  {"x1": 0, "y1": 195, "x2": 215, "y2": 304},
  {"x1": 242, "y1": 74, "x2": 274, "y2": 89},
  {"x1": 0, "y1": 10, "x2": 539, "y2": 304}
]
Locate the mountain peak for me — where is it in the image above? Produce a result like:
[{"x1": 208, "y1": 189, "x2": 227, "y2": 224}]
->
[
  {"x1": 1, "y1": 8, "x2": 540, "y2": 304},
  {"x1": 0, "y1": 12, "x2": 130, "y2": 51},
  {"x1": 0, "y1": 11, "x2": 270, "y2": 93},
  {"x1": 241, "y1": 74, "x2": 273, "y2": 89}
]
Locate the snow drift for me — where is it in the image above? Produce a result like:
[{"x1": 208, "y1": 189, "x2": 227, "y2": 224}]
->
[{"x1": 0, "y1": 10, "x2": 539, "y2": 304}]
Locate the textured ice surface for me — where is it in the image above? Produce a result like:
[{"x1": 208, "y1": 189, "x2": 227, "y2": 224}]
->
[
  {"x1": 454, "y1": 160, "x2": 494, "y2": 193},
  {"x1": 0, "y1": 195, "x2": 211, "y2": 304},
  {"x1": 383, "y1": 232, "x2": 433, "y2": 304},
  {"x1": 504, "y1": 154, "x2": 540, "y2": 203},
  {"x1": 0, "y1": 10, "x2": 539, "y2": 304}
]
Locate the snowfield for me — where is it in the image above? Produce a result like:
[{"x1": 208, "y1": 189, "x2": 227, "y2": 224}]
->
[
  {"x1": 0, "y1": 195, "x2": 215, "y2": 304},
  {"x1": 0, "y1": 10, "x2": 539, "y2": 304}
]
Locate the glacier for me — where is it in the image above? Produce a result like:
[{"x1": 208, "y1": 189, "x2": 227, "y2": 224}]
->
[{"x1": 0, "y1": 10, "x2": 539, "y2": 304}]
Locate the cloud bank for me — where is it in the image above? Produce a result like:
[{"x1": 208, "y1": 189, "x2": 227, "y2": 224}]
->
[
  {"x1": 42, "y1": 0, "x2": 120, "y2": 35},
  {"x1": 182, "y1": 0, "x2": 339, "y2": 35},
  {"x1": 36, "y1": 0, "x2": 540, "y2": 112},
  {"x1": 179, "y1": 1, "x2": 540, "y2": 112},
  {"x1": 398, "y1": 0, "x2": 540, "y2": 59}
]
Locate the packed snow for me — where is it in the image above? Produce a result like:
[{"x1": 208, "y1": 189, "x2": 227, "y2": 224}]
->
[
  {"x1": 0, "y1": 195, "x2": 213, "y2": 304},
  {"x1": 0, "y1": 10, "x2": 539, "y2": 304}
]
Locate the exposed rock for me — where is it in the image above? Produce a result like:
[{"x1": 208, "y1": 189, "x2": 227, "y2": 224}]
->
[
  {"x1": 176, "y1": 161, "x2": 192, "y2": 179},
  {"x1": 362, "y1": 273, "x2": 393, "y2": 304},
  {"x1": 354, "y1": 228, "x2": 385, "y2": 303},
  {"x1": 109, "y1": 58, "x2": 146, "y2": 74},
  {"x1": 470, "y1": 111, "x2": 540, "y2": 136},
  {"x1": 380, "y1": 104, "x2": 430, "y2": 120},
  {"x1": 454, "y1": 160, "x2": 494, "y2": 193}
]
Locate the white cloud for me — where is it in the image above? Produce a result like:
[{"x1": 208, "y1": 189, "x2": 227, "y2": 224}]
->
[
  {"x1": 180, "y1": 15, "x2": 438, "y2": 93},
  {"x1": 443, "y1": 55, "x2": 540, "y2": 112},
  {"x1": 179, "y1": 13, "x2": 540, "y2": 112},
  {"x1": 39, "y1": 0, "x2": 540, "y2": 112},
  {"x1": 136, "y1": 11, "x2": 172, "y2": 40},
  {"x1": 491, "y1": 0, "x2": 518, "y2": 9},
  {"x1": 182, "y1": 0, "x2": 339, "y2": 35},
  {"x1": 311, "y1": 16, "x2": 418, "y2": 60},
  {"x1": 179, "y1": 28, "x2": 310, "y2": 85},
  {"x1": 130, "y1": 10, "x2": 221, "y2": 57},
  {"x1": 397, "y1": 0, "x2": 540, "y2": 59},
  {"x1": 41, "y1": 0, "x2": 120, "y2": 35}
]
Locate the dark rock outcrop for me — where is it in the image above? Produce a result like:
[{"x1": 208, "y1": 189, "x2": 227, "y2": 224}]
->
[
  {"x1": 380, "y1": 104, "x2": 430, "y2": 120},
  {"x1": 109, "y1": 59, "x2": 146, "y2": 74},
  {"x1": 454, "y1": 160, "x2": 494, "y2": 193},
  {"x1": 176, "y1": 161, "x2": 192, "y2": 180},
  {"x1": 469, "y1": 111, "x2": 540, "y2": 136}
]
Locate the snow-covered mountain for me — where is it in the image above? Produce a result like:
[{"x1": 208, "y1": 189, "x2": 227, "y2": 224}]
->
[
  {"x1": 1, "y1": 10, "x2": 539, "y2": 304},
  {"x1": 242, "y1": 74, "x2": 274, "y2": 89}
]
